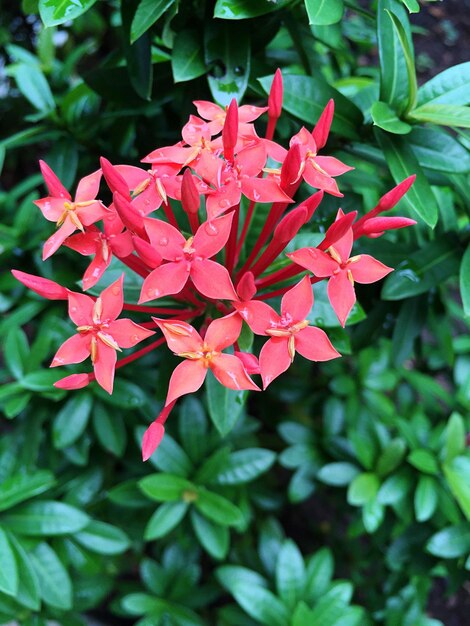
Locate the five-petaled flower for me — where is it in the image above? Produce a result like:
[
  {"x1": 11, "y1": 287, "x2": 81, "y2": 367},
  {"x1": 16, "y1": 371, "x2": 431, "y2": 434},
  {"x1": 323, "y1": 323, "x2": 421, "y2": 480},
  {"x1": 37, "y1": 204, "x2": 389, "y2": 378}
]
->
[
  {"x1": 51, "y1": 275, "x2": 154, "y2": 393},
  {"x1": 235, "y1": 276, "x2": 340, "y2": 388},
  {"x1": 154, "y1": 313, "x2": 260, "y2": 405}
]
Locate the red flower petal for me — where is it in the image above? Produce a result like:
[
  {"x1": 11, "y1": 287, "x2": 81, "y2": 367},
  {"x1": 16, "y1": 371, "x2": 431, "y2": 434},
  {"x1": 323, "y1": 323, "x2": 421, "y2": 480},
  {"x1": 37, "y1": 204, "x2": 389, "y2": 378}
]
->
[
  {"x1": 314, "y1": 156, "x2": 354, "y2": 177},
  {"x1": 233, "y1": 300, "x2": 280, "y2": 336},
  {"x1": 288, "y1": 247, "x2": 337, "y2": 277},
  {"x1": 51, "y1": 334, "x2": 90, "y2": 367},
  {"x1": 144, "y1": 217, "x2": 186, "y2": 261},
  {"x1": 204, "y1": 313, "x2": 242, "y2": 351},
  {"x1": 100, "y1": 275, "x2": 124, "y2": 322},
  {"x1": 107, "y1": 319, "x2": 154, "y2": 348},
  {"x1": 42, "y1": 218, "x2": 77, "y2": 260},
  {"x1": 193, "y1": 212, "x2": 234, "y2": 259},
  {"x1": 82, "y1": 249, "x2": 111, "y2": 291},
  {"x1": 210, "y1": 353, "x2": 260, "y2": 391},
  {"x1": 303, "y1": 162, "x2": 342, "y2": 197},
  {"x1": 281, "y1": 276, "x2": 313, "y2": 322},
  {"x1": 142, "y1": 421, "x2": 165, "y2": 461},
  {"x1": 68, "y1": 292, "x2": 94, "y2": 326},
  {"x1": 139, "y1": 261, "x2": 189, "y2": 303},
  {"x1": 331, "y1": 229, "x2": 353, "y2": 264},
  {"x1": 349, "y1": 255, "x2": 393, "y2": 284},
  {"x1": 259, "y1": 337, "x2": 291, "y2": 389},
  {"x1": 153, "y1": 318, "x2": 203, "y2": 354},
  {"x1": 190, "y1": 259, "x2": 238, "y2": 301},
  {"x1": 34, "y1": 197, "x2": 68, "y2": 222},
  {"x1": 93, "y1": 341, "x2": 117, "y2": 394},
  {"x1": 75, "y1": 169, "x2": 102, "y2": 202},
  {"x1": 166, "y1": 359, "x2": 207, "y2": 405},
  {"x1": 39, "y1": 160, "x2": 71, "y2": 199},
  {"x1": 295, "y1": 326, "x2": 340, "y2": 362},
  {"x1": 312, "y1": 99, "x2": 334, "y2": 151},
  {"x1": 327, "y1": 270, "x2": 356, "y2": 327}
]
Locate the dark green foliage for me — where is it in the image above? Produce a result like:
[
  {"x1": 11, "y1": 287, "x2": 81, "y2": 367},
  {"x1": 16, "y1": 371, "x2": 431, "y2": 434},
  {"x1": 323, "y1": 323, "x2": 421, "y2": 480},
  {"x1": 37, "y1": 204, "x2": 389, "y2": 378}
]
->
[{"x1": 1, "y1": 1, "x2": 469, "y2": 625}]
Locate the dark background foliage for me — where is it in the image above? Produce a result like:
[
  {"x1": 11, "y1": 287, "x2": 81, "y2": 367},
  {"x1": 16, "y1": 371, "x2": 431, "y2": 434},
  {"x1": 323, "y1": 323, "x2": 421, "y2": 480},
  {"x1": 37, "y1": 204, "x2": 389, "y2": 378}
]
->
[{"x1": 1, "y1": 1, "x2": 469, "y2": 625}]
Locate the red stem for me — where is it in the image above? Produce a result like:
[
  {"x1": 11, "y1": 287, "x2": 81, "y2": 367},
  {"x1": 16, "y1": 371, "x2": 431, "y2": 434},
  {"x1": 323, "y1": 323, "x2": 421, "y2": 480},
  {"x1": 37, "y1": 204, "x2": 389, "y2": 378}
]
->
[
  {"x1": 255, "y1": 262, "x2": 303, "y2": 288},
  {"x1": 257, "y1": 275, "x2": 322, "y2": 301},
  {"x1": 117, "y1": 253, "x2": 151, "y2": 278},
  {"x1": 225, "y1": 203, "x2": 240, "y2": 274},
  {"x1": 162, "y1": 200, "x2": 180, "y2": 230},
  {"x1": 265, "y1": 116, "x2": 277, "y2": 142},
  {"x1": 234, "y1": 198, "x2": 256, "y2": 263}
]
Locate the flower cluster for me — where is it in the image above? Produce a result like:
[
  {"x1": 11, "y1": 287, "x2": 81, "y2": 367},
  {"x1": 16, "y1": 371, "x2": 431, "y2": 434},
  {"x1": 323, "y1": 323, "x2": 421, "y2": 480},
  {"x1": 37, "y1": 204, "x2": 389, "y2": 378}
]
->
[{"x1": 13, "y1": 70, "x2": 416, "y2": 461}]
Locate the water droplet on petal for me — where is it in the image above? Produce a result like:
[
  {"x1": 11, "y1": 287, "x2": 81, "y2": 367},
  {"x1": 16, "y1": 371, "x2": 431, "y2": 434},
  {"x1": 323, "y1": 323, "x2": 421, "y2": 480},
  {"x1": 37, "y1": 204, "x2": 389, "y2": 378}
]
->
[
  {"x1": 71, "y1": 306, "x2": 77, "y2": 313},
  {"x1": 253, "y1": 190, "x2": 261, "y2": 201},
  {"x1": 159, "y1": 237, "x2": 169, "y2": 246},
  {"x1": 112, "y1": 286, "x2": 120, "y2": 295},
  {"x1": 108, "y1": 213, "x2": 116, "y2": 221},
  {"x1": 132, "y1": 334, "x2": 139, "y2": 342},
  {"x1": 144, "y1": 199, "x2": 150, "y2": 205},
  {"x1": 147, "y1": 287, "x2": 160, "y2": 298},
  {"x1": 204, "y1": 222, "x2": 219, "y2": 236},
  {"x1": 218, "y1": 199, "x2": 230, "y2": 209}
]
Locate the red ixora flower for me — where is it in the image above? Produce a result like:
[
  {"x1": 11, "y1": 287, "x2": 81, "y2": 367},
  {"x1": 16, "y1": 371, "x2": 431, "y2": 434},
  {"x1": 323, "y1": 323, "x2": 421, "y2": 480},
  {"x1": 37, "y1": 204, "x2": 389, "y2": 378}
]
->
[
  {"x1": 234, "y1": 276, "x2": 340, "y2": 388},
  {"x1": 34, "y1": 161, "x2": 107, "y2": 260},
  {"x1": 139, "y1": 212, "x2": 238, "y2": 302},
  {"x1": 154, "y1": 313, "x2": 260, "y2": 405},
  {"x1": 51, "y1": 275, "x2": 154, "y2": 393},
  {"x1": 288, "y1": 212, "x2": 393, "y2": 327}
]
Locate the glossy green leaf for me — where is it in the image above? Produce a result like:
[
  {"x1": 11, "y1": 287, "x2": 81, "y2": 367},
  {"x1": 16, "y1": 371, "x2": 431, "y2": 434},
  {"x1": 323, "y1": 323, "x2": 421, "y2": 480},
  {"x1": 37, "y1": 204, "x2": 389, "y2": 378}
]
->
[
  {"x1": 309, "y1": 281, "x2": 366, "y2": 328},
  {"x1": 305, "y1": 0, "x2": 344, "y2": 25},
  {"x1": 214, "y1": 448, "x2": 276, "y2": 485},
  {"x1": 0, "y1": 470, "x2": 56, "y2": 512},
  {"x1": 20, "y1": 369, "x2": 62, "y2": 391},
  {"x1": 347, "y1": 473, "x2": 380, "y2": 506},
  {"x1": 305, "y1": 547, "x2": 334, "y2": 601},
  {"x1": 276, "y1": 540, "x2": 306, "y2": 609},
  {"x1": 426, "y1": 524, "x2": 470, "y2": 558},
  {"x1": 375, "y1": 129, "x2": 438, "y2": 227},
  {"x1": 205, "y1": 370, "x2": 247, "y2": 436},
  {"x1": 363, "y1": 500, "x2": 385, "y2": 533},
  {"x1": 371, "y1": 101, "x2": 412, "y2": 134},
  {"x1": 53, "y1": 392, "x2": 93, "y2": 449},
  {"x1": 316, "y1": 462, "x2": 360, "y2": 486},
  {"x1": 417, "y1": 62, "x2": 470, "y2": 106},
  {"x1": 121, "y1": 592, "x2": 164, "y2": 615},
  {"x1": 148, "y1": 432, "x2": 193, "y2": 476},
  {"x1": 139, "y1": 473, "x2": 195, "y2": 502},
  {"x1": 214, "y1": 0, "x2": 291, "y2": 19},
  {"x1": 415, "y1": 475, "x2": 438, "y2": 522},
  {"x1": 292, "y1": 602, "x2": 316, "y2": 626},
  {"x1": 145, "y1": 501, "x2": 189, "y2": 540},
  {"x1": 408, "y1": 127, "x2": 470, "y2": 174},
  {"x1": 178, "y1": 397, "x2": 208, "y2": 464},
  {"x1": 376, "y1": 439, "x2": 407, "y2": 476},
  {"x1": 385, "y1": 9, "x2": 417, "y2": 112},
  {"x1": 172, "y1": 30, "x2": 206, "y2": 83},
  {"x1": 13, "y1": 64, "x2": 54, "y2": 113},
  {"x1": 382, "y1": 237, "x2": 460, "y2": 300},
  {"x1": 444, "y1": 413, "x2": 466, "y2": 462},
  {"x1": 39, "y1": 0, "x2": 97, "y2": 26},
  {"x1": 2, "y1": 501, "x2": 90, "y2": 535},
  {"x1": 122, "y1": 0, "x2": 153, "y2": 100},
  {"x1": 444, "y1": 457, "x2": 470, "y2": 520},
  {"x1": 75, "y1": 521, "x2": 131, "y2": 554},
  {"x1": 400, "y1": 0, "x2": 419, "y2": 12},
  {"x1": 191, "y1": 509, "x2": 229, "y2": 559},
  {"x1": 0, "y1": 528, "x2": 18, "y2": 596},
  {"x1": 408, "y1": 104, "x2": 470, "y2": 128},
  {"x1": 205, "y1": 21, "x2": 250, "y2": 106},
  {"x1": 259, "y1": 73, "x2": 363, "y2": 140},
  {"x1": 92, "y1": 403, "x2": 126, "y2": 456},
  {"x1": 4, "y1": 328, "x2": 29, "y2": 379},
  {"x1": 408, "y1": 449, "x2": 439, "y2": 475},
  {"x1": 195, "y1": 489, "x2": 244, "y2": 526},
  {"x1": 226, "y1": 582, "x2": 290, "y2": 626},
  {"x1": 8, "y1": 535, "x2": 40, "y2": 611},
  {"x1": 461, "y1": 245, "x2": 470, "y2": 316},
  {"x1": 130, "y1": 0, "x2": 175, "y2": 43},
  {"x1": 29, "y1": 542, "x2": 72, "y2": 610}
]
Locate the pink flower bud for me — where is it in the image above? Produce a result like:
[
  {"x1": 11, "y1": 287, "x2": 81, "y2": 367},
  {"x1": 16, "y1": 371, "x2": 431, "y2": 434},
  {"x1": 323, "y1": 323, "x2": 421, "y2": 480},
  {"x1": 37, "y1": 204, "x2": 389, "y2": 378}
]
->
[
  {"x1": 268, "y1": 68, "x2": 283, "y2": 120},
  {"x1": 54, "y1": 373, "x2": 91, "y2": 390},
  {"x1": 222, "y1": 99, "x2": 238, "y2": 162},
  {"x1": 312, "y1": 99, "x2": 334, "y2": 151},
  {"x1": 181, "y1": 169, "x2": 200, "y2": 215},
  {"x1": 12, "y1": 270, "x2": 69, "y2": 300},
  {"x1": 113, "y1": 192, "x2": 145, "y2": 237},
  {"x1": 132, "y1": 236, "x2": 162, "y2": 268},
  {"x1": 237, "y1": 272, "x2": 257, "y2": 301},
  {"x1": 142, "y1": 421, "x2": 165, "y2": 461},
  {"x1": 100, "y1": 157, "x2": 131, "y2": 200}
]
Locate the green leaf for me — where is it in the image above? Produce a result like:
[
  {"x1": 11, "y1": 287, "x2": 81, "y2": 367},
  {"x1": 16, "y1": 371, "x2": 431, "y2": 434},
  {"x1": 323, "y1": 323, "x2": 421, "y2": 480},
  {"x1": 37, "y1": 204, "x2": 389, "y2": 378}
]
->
[
  {"x1": 139, "y1": 474, "x2": 195, "y2": 502},
  {"x1": 4, "y1": 328, "x2": 29, "y2": 379},
  {"x1": 275, "y1": 540, "x2": 306, "y2": 609},
  {"x1": 292, "y1": 602, "x2": 316, "y2": 626},
  {"x1": 305, "y1": 547, "x2": 334, "y2": 601},
  {"x1": 407, "y1": 449, "x2": 439, "y2": 475},
  {"x1": 401, "y1": 0, "x2": 419, "y2": 12},
  {"x1": 178, "y1": 397, "x2": 208, "y2": 464},
  {"x1": 148, "y1": 432, "x2": 193, "y2": 476},
  {"x1": 20, "y1": 369, "x2": 62, "y2": 391},
  {"x1": 190, "y1": 509, "x2": 229, "y2": 559},
  {"x1": 75, "y1": 521, "x2": 131, "y2": 554},
  {"x1": 377, "y1": 0, "x2": 412, "y2": 113},
  {"x1": 2, "y1": 501, "x2": 90, "y2": 535},
  {"x1": 259, "y1": 73, "x2": 363, "y2": 141},
  {"x1": 362, "y1": 500, "x2": 385, "y2": 533},
  {"x1": 53, "y1": 392, "x2": 93, "y2": 449},
  {"x1": 94, "y1": 378, "x2": 149, "y2": 409},
  {"x1": 226, "y1": 582, "x2": 290, "y2": 626},
  {"x1": 375, "y1": 129, "x2": 438, "y2": 227},
  {"x1": 121, "y1": 592, "x2": 164, "y2": 615},
  {"x1": 408, "y1": 127, "x2": 470, "y2": 174},
  {"x1": 460, "y1": 245, "x2": 470, "y2": 317},
  {"x1": 376, "y1": 439, "x2": 407, "y2": 477},
  {"x1": 145, "y1": 501, "x2": 189, "y2": 540},
  {"x1": 417, "y1": 62, "x2": 470, "y2": 106},
  {"x1": 371, "y1": 101, "x2": 412, "y2": 134},
  {"x1": 444, "y1": 457, "x2": 470, "y2": 520},
  {"x1": 29, "y1": 542, "x2": 72, "y2": 610},
  {"x1": 408, "y1": 104, "x2": 470, "y2": 128},
  {"x1": 214, "y1": 448, "x2": 276, "y2": 484},
  {"x1": 195, "y1": 488, "x2": 244, "y2": 526},
  {"x1": 305, "y1": 0, "x2": 344, "y2": 26},
  {"x1": 205, "y1": 20, "x2": 250, "y2": 106},
  {"x1": 444, "y1": 413, "x2": 466, "y2": 462},
  {"x1": 0, "y1": 471, "x2": 56, "y2": 511},
  {"x1": 194, "y1": 447, "x2": 231, "y2": 485},
  {"x1": 172, "y1": 29, "x2": 206, "y2": 83},
  {"x1": 217, "y1": 564, "x2": 268, "y2": 592},
  {"x1": 8, "y1": 535, "x2": 40, "y2": 611},
  {"x1": 310, "y1": 281, "x2": 365, "y2": 328},
  {"x1": 382, "y1": 236, "x2": 460, "y2": 300},
  {"x1": 348, "y1": 473, "x2": 380, "y2": 506},
  {"x1": 130, "y1": 0, "x2": 175, "y2": 44},
  {"x1": 92, "y1": 403, "x2": 126, "y2": 456},
  {"x1": 122, "y1": 0, "x2": 153, "y2": 100},
  {"x1": 385, "y1": 9, "x2": 417, "y2": 113},
  {"x1": 316, "y1": 462, "x2": 360, "y2": 486},
  {"x1": 205, "y1": 370, "x2": 247, "y2": 436},
  {"x1": 415, "y1": 475, "x2": 438, "y2": 522},
  {"x1": 39, "y1": 0, "x2": 98, "y2": 26},
  {"x1": 426, "y1": 524, "x2": 470, "y2": 558},
  {"x1": 0, "y1": 528, "x2": 18, "y2": 597},
  {"x1": 214, "y1": 0, "x2": 291, "y2": 19}
]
